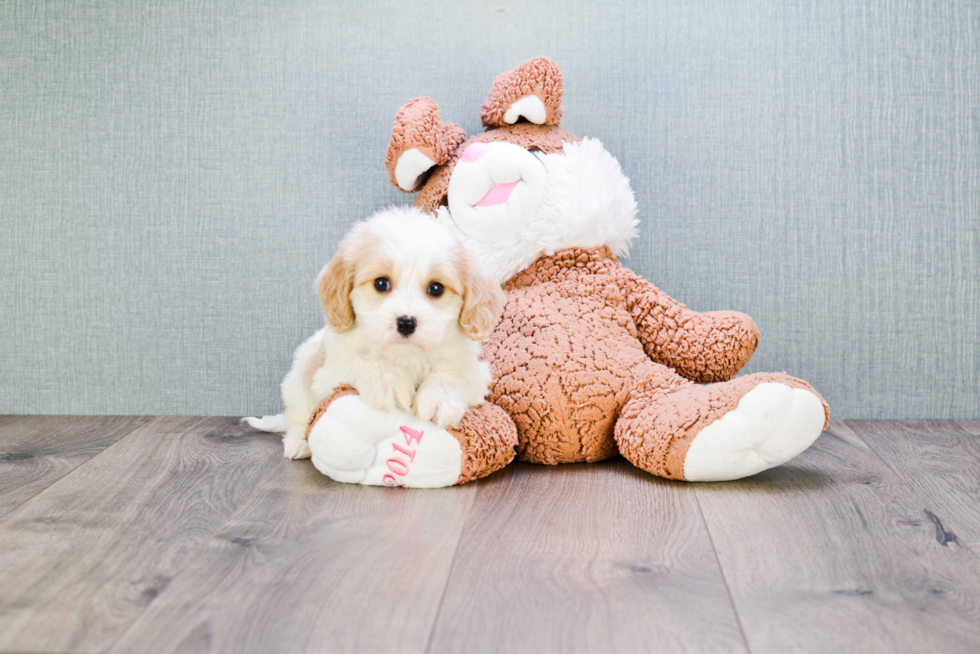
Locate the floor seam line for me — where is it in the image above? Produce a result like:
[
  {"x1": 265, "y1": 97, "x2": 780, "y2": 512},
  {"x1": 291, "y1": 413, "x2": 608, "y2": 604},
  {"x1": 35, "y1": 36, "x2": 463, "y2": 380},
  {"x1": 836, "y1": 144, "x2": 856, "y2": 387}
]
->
[
  {"x1": 834, "y1": 420, "x2": 904, "y2": 478},
  {"x1": 692, "y1": 486, "x2": 755, "y2": 654},
  {"x1": 0, "y1": 416, "x2": 154, "y2": 525},
  {"x1": 421, "y1": 482, "x2": 478, "y2": 654}
]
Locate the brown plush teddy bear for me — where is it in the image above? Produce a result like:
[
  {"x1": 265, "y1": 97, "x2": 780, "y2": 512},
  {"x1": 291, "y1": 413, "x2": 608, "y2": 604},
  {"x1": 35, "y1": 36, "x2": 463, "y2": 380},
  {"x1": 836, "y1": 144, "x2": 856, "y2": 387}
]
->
[{"x1": 304, "y1": 58, "x2": 829, "y2": 488}]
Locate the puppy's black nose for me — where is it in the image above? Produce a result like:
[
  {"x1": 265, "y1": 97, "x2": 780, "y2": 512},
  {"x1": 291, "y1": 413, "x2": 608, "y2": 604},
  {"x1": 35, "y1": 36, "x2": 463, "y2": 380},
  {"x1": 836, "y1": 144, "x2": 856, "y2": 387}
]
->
[{"x1": 396, "y1": 315, "x2": 417, "y2": 336}]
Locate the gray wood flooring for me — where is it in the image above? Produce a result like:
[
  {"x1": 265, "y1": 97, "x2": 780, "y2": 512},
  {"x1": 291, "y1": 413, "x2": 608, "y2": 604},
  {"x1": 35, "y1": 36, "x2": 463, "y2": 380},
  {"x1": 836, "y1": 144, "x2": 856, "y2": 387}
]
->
[{"x1": 0, "y1": 417, "x2": 978, "y2": 654}]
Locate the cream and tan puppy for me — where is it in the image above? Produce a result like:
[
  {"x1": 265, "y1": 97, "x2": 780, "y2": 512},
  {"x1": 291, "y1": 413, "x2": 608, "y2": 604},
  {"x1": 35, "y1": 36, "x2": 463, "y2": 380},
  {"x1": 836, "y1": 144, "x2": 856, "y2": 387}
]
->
[{"x1": 247, "y1": 207, "x2": 504, "y2": 459}]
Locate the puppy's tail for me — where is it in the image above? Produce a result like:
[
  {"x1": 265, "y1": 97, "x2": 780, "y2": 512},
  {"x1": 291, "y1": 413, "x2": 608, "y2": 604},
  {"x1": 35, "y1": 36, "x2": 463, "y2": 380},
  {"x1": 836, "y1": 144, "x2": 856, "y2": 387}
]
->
[{"x1": 242, "y1": 413, "x2": 289, "y2": 433}]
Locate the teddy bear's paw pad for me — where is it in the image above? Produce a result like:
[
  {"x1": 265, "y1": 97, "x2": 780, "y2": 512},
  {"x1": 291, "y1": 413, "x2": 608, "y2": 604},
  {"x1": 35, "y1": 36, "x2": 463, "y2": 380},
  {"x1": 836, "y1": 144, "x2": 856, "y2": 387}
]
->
[
  {"x1": 307, "y1": 395, "x2": 463, "y2": 488},
  {"x1": 683, "y1": 383, "x2": 825, "y2": 482}
]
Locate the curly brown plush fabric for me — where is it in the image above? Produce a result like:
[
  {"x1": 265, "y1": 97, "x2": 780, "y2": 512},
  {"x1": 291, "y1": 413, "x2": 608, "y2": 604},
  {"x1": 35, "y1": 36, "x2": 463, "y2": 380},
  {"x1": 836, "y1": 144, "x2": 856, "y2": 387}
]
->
[
  {"x1": 482, "y1": 246, "x2": 770, "y2": 465},
  {"x1": 615, "y1": 372, "x2": 830, "y2": 480},
  {"x1": 616, "y1": 266, "x2": 760, "y2": 383},
  {"x1": 447, "y1": 401, "x2": 519, "y2": 484},
  {"x1": 480, "y1": 56, "x2": 564, "y2": 128},
  {"x1": 385, "y1": 97, "x2": 466, "y2": 191}
]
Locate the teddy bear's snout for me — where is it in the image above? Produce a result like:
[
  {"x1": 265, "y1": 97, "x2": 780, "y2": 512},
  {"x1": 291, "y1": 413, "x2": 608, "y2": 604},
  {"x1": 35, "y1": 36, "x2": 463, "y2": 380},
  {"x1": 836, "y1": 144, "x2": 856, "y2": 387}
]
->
[{"x1": 461, "y1": 143, "x2": 490, "y2": 163}]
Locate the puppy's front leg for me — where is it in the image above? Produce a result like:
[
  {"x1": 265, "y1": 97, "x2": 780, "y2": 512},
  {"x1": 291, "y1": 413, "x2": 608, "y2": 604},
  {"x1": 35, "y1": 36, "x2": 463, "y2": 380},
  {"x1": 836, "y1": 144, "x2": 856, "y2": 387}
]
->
[
  {"x1": 414, "y1": 373, "x2": 477, "y2": 429},
  {"x1": 355, "y1": 365, "x2": 416, "y2": 414}
]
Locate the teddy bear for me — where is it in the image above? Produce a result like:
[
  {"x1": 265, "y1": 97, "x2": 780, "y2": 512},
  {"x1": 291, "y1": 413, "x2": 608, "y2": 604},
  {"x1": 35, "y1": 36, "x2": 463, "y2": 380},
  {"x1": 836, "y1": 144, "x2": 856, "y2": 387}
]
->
[{"x1": 303, "y1": 57, "x2": 829, "y2": 488}]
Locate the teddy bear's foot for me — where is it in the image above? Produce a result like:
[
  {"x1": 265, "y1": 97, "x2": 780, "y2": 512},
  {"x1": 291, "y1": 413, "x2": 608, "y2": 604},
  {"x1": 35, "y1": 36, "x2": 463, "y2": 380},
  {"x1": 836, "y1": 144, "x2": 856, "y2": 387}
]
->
[
  {"x1": 307, "y1": 393, "x2": 463, "y2": 488},
  {"x1": 681, "y1": 382, "x2": 826, "y2": 481},
  {"x1": 305, "y1": 388, "x2": 518, "y2": 488},
  {"x1": 615, "y1": 372, "x2": 829, "y2": 482}
]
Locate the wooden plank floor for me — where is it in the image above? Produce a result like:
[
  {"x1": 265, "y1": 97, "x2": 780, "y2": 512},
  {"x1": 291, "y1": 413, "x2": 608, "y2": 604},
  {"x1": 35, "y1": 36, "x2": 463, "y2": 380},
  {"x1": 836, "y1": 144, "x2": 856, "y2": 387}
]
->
[{"x1": 1, "y1": 418, "x2": 978, "y2": 654}]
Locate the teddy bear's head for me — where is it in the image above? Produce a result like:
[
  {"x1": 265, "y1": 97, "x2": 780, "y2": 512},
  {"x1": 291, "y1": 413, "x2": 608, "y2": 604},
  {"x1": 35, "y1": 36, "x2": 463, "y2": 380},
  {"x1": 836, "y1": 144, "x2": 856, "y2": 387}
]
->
[{"x1": 385, "y1": 57, "x2": 639, "y2": 283}]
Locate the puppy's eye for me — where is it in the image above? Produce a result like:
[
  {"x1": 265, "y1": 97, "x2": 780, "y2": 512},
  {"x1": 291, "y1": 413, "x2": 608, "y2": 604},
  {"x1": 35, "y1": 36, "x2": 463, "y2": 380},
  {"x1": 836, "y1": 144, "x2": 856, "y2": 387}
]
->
[
  {"x1": 427, "y1": 282, "x2": 444, "y2": 298},
  {"x1": 374, "y1": 277, "x2": 391, "y2": 292}
]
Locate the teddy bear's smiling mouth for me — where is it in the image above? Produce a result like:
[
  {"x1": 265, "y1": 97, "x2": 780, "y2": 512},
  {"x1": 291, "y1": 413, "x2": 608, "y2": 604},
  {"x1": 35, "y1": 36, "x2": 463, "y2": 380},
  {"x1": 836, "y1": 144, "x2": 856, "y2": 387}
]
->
[{"x1": 474, "y1": 181, "x2": 520, "y2": 208}]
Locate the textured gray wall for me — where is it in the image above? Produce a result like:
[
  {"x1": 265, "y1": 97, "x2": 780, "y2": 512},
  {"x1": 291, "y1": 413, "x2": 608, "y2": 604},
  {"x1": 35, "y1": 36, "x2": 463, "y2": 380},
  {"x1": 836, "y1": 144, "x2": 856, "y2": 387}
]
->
[{"x1": 1, "y1": 1, "x2": 978, "y2": 418}]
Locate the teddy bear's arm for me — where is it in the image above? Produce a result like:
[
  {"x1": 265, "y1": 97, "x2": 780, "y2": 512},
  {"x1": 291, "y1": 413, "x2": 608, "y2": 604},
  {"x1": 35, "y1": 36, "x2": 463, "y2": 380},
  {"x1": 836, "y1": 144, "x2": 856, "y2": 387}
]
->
[
  {"x1": 615, "y1": 264, "x2": 760, "y2": 384},
  {"x1": 305, "y1": 387, "x2": 518, "y2": 487}
]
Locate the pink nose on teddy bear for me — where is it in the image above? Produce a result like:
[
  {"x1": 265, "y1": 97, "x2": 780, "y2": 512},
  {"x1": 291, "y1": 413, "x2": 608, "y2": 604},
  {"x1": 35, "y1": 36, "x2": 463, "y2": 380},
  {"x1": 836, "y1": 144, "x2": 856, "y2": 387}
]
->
[{"x1": 461, "y1": 142, "x2": 490, "y2": 163}]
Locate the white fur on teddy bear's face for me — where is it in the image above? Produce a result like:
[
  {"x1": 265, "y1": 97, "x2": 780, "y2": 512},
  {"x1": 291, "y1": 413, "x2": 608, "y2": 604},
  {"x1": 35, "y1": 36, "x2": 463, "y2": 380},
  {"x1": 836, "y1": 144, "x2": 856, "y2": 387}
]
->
[
  {"x1": 437, "y1": 137, "x2": 639, "y2": 285},
  {"x1": 445, "y1": 141, "x2": 549, "y2": 247}
]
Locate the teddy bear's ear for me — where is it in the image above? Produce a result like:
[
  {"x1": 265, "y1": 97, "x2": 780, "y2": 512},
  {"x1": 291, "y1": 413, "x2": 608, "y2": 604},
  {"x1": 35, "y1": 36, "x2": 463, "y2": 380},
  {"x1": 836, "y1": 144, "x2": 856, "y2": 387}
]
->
[
  {"x1": 385, "y1": 97, "x2": 466, "y2": 192},
  {"x1": 480, "y1": 57, "x2": 564, "y2": 129}
]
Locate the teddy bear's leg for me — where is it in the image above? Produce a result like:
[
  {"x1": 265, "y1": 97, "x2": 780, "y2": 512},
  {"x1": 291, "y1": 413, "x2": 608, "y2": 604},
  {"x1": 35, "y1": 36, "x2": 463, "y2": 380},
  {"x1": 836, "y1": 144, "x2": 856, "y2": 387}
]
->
[
  {"x1": 615, "y1": 369, "x2": 830, "y2": 482},
  {"x1": 304, "y1": 387, "x2": 518, "y2": 488}
]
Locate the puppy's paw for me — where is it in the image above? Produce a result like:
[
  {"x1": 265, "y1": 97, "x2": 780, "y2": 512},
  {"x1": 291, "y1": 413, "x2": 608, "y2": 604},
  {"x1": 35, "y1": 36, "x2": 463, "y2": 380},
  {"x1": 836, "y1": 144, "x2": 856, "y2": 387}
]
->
[
  {"x1": 360, "y1": 373, "x2": 416, "y2": 413},
  {"x1": 414, "y1": 385, "x2": 469, "y2": 429},
  {"x1": 283, "y1": 429, "x2": 312, "y2": 460}
]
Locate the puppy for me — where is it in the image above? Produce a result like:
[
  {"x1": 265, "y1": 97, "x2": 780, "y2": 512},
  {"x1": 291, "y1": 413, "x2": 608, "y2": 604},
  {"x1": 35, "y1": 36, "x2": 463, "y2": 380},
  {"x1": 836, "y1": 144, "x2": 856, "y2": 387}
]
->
[{"x1": 246, "y1": 207, "x2": 505, "y2": 459}]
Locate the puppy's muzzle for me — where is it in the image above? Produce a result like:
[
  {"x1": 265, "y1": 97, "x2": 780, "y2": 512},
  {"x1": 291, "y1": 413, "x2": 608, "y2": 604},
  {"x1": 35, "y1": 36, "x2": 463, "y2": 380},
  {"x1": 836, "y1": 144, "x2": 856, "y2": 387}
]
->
[{"x1": 396, "y1": 315, "x2": 417, "y2": 336}]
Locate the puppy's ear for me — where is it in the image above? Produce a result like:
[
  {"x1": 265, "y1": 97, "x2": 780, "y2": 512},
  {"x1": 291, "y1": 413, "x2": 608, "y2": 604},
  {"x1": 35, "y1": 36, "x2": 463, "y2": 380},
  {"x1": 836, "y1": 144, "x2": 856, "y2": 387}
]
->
[
  {"x1": 458, "y1": 246, "x2": 505, "y2": 341},
  {"x1": 315, "y1": 246, "x2": 355, "y2": 333}
]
